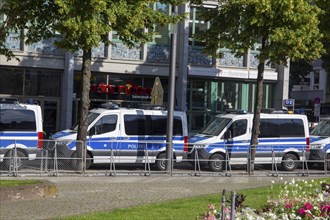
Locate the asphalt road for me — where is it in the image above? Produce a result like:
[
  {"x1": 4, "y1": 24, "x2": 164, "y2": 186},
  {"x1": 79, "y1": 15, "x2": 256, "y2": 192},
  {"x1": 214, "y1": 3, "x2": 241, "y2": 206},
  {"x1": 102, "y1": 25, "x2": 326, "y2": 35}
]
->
[{"x1": 0, "y1": 175, "x2": 325, "y2": 220}]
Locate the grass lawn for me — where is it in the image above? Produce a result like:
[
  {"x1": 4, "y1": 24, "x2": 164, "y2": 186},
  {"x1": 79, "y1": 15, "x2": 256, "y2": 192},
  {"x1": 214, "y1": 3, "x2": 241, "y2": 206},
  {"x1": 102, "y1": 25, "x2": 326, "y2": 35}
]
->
[
  {"x1": 0, "y1": 179, "x2": 42, "y2": 187},
  {"x1": 64, "y1": 177, "x2": 330, "y2": 220}
]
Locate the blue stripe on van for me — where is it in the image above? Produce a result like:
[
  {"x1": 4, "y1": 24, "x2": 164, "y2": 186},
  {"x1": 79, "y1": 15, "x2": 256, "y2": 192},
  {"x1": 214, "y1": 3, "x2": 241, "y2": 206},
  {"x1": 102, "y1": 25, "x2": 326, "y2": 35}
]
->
[
  {"x1": 201, "y1": 138, "x2": 308, "y2": 153},
  {"x1": 0, "y1": 132, "x2": 38, "y2": 137},
  {"x1": 65, "y1": 136, "x2": 185, "y2": 151},
  {"x1": 258, "y1": 138, "x2": 306, "y2": 143},
  {"x1": 0, "y1": 140, "x2": 38, "y2": 148}
]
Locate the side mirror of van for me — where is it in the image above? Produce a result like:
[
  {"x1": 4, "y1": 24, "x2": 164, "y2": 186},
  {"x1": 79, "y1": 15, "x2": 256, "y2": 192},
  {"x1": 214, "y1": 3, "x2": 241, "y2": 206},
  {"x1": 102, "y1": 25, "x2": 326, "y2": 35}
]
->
[
  {"x1": 224, "y1": 130, "x2": 232, "y2": 139},
  {"x1": 89, "y1": 127, "x2": 96, "y2": 136}
]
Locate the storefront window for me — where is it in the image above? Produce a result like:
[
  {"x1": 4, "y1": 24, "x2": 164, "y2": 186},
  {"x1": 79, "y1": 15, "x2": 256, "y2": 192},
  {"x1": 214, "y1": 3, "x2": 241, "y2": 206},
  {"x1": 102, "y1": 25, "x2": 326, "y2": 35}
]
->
[
  {"x1": 25, "y1": 69, "x2": 61, "y2": 97},
  {"x1": 0, "y1": 68, "x2": 24, "y2": 95},
  {"x1": 187, "y1": 79, "x2": 274, "y2": 133},
  {"x1": 74, "y1": 72, "x2": 167, "y2": 108}
]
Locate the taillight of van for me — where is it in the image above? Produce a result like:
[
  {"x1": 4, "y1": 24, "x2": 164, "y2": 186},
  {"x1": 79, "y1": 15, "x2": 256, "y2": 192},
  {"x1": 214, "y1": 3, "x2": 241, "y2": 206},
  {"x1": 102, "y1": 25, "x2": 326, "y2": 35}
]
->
[
  {"x1": 184, "y1": 136, "x2": 188, "y2": 152},
  {"x1": 38, "y1": 132, "x2": 43, "y2": 148},
  {"x1": 306, "y1": 137, "x2": 310, "y2": 152}
]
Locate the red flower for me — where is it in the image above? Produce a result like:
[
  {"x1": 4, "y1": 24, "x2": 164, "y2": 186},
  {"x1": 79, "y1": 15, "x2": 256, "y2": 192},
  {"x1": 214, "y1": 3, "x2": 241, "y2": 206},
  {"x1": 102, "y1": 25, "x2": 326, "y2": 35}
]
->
[
  {"x1": 285, "y1": 203, "x2": 291, "y2": 209},
  {"x1": 299, "y1": 208, "x2": 306, "y2": 216},
  {"x1": 303, "y1": 202, "x2": 313, "y2": 210}
]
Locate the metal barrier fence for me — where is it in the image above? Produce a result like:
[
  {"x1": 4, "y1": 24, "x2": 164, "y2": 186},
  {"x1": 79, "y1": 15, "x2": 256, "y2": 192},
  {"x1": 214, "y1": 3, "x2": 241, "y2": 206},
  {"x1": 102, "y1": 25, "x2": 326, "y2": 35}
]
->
[{"x1": 0, "y1": 139, "x2": 329, "y2": 177}]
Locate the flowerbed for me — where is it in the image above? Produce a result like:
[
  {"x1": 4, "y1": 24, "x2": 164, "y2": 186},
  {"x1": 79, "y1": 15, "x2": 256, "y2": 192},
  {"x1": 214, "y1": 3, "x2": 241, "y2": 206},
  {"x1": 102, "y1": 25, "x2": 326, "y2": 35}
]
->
[{"x1": 203, "y1": 179, "x2": 330, "y2": 220}]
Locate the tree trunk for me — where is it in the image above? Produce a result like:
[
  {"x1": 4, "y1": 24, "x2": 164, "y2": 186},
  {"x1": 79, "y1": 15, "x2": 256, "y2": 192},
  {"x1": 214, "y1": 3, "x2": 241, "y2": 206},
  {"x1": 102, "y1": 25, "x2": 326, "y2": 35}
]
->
[
  {"x1": 76, "y1": 48, "x2": 92, "y2": 172},
  {"x1": 248, "y1": 39, "x2": 266, "y2": 175}
]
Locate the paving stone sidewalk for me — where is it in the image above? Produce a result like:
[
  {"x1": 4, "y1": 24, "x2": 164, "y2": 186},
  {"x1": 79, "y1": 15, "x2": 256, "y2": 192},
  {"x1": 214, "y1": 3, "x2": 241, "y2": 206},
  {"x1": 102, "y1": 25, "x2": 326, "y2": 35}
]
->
[{"x1": 0, "y1": 175, "x2": 318, "y2": 220}]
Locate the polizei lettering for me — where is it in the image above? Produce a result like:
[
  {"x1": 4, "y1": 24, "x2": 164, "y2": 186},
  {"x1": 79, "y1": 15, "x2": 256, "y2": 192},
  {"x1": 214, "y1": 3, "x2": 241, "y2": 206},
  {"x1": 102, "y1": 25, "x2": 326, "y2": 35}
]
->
[{"x1": 128, "y1": 144, "x2": 146, "y2": 149}]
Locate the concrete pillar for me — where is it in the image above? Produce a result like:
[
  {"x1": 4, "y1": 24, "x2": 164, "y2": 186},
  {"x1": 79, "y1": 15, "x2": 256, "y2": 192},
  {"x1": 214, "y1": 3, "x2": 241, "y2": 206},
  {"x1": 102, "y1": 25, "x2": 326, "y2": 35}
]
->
[
  {"x1": 274, "y1": 63, "x2": 290, "y2": 109},
  {"x1": 60, "y1": 52, "x2": 74, "y2": 130},
  {"x1": 175, "y1": 3, "x2": 190, "y2": 111}
]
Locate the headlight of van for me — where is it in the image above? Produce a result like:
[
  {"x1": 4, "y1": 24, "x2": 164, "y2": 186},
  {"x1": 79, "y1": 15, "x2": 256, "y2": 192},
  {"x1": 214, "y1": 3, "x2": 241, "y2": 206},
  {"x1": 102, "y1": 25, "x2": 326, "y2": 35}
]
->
[{"x1": 310, "y1": 144, "x2": 323, "y2": 149}]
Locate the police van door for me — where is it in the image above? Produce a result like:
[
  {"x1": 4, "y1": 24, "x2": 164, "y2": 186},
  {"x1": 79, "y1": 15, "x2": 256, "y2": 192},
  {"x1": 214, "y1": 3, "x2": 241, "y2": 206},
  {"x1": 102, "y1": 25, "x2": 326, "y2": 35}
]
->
[
  {"x1": 121, "y1": 112, "x2": 152, "y2": 164},
  {"x1": 225, "y1": 119, "x2": 250, "y2": 165},
  {"x1": 87, "y1": 113, "x2": 120, "y2": 164}
]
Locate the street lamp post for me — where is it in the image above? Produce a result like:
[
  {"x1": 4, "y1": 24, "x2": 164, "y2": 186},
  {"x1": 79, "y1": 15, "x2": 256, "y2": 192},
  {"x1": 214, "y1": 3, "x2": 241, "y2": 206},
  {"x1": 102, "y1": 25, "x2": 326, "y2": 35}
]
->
[{"x1": 165, "y1": 5, "x2": 178, "y2": 175}]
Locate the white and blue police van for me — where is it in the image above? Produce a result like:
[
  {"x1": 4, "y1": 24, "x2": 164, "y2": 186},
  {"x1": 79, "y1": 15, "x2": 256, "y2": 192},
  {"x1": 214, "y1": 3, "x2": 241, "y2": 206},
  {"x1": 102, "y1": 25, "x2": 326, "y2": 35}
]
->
[
  {"x1": 50, "y1": 103, "x2": 188, "y2": 170},
  {"x1": 309, "y1": 117, "x2": 330, "y2": 169},
  {"x1": 188, "y1": 109, "x2": 310, "y2": 172},
  {"x1": 0, "y1": 99, "x2": 43, "y2": 169}
]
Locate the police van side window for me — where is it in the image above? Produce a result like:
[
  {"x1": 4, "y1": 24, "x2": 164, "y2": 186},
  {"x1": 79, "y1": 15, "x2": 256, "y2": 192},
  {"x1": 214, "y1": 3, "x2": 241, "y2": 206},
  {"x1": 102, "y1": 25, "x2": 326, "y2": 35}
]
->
[
  {"x1": 152, "y1": 115, "x2": 183, "y2": 136},
  {"x1": 227, "y1": 119, "x2": 247, "y2": 138},
  {"x1": 124, "y1": 115, "x2": 183, "y2": 136},
  {"x1": 259, "y1": 119, "x2": 305, "y2": 138},
  {"x1": 0, "y1": 109, "x2": 36, "y2": 131},
  {"x1": 92, "y1": 115, "x2": 117, "y2": 134},
  {"x1": 125, "y1": 115, "x2": 151, "y2": 135}
]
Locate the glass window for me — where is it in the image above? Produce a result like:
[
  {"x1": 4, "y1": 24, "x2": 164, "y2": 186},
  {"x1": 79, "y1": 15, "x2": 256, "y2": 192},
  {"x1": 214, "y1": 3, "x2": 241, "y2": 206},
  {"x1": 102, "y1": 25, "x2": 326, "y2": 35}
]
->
[
  {"x1": 314, "y1": 70, "x2": 320, "y2": 85},
  {"x1": 190, "y1": 81, "x2": 211, "y2": 111},
  {"x1": 0, "y1": 109, "x2": 36, "y2": 131},
  {"x1": 260, "y1": 119, "x2": 305, "y2": 138},
  {"x1": 311, "y1": 120, "x2": 330, "y2": 136},
  {"x1": 200, "y1": 117, "x2": 231, "y2": 136},
  {"x1": 124, "y1": 115, "x2": 151, "y2": 135},
  {"x1": 152, "y1": 115, "x2": 183, "y2": 136},
  {"x1": 189, "y1": 7, "x2": 209, "y2": 47},
  {"x1": 149, "y1": 3, "x2": 171, "y2": 45},
  {"x1": 73, "y1": 112, "x2": 100, "y2": 131},
  {"x1": 124, "y1": 114, "x2": 183, "y2": 136},
  {"x1": 227, "y1": 119, "x2": 247, "y2": 138},
  {"x1": 25, "y1": 69, "x2": 61, "y2": 97},
  {"x1": 0, "y1": 68, "x2": 24, "y2": 95},
  {"x1": 77, "y1": 72, "x2": 167, "y2": 106},
  {"x1": 92, "y1": 115, "x2": 117, "y2": 134},
  {"x1": 111, "y1": 30, "x2": 120, "y2": 43}
]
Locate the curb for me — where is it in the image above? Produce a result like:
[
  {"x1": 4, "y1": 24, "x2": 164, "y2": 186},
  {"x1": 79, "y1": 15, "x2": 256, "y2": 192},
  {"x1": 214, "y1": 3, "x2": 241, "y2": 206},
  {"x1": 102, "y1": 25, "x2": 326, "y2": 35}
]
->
[{"x1": 0, "y1": 180, "x2": 57, "y2": 203}]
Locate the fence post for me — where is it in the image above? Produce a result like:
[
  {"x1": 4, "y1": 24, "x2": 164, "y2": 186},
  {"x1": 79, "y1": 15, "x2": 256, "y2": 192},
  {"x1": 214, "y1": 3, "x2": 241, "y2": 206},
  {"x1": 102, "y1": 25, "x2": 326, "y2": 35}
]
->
[
  {"x1": 108, "y1": 146, "x2": 116, "y2": 176},
  {"x1": 194, "y1": 148, "x2": 201, "y2": 176},
  {"x1": 230, "y1": 191, "x2": 236, "y2": 220},
  {"x1": 225, "y1": 144, "x2": 232, "y2": 176},
  {"x1": 11, "y1": 142, "x2": 18, "y2": 176},
  {"x1": 271, "y1": 146, "x2": 278, "y2": 176},
  {"x1": 324, "y1": 149, "x2": 328, "y2": 174},
  {"x1": 221, "y1": 189, "x2": 226, "y2": 220},
  {"x1": 144, "y1": 143, "x2": 151, "y2": 176},
  {"x1": 53, "y1": 140, "x2": 59, "y2": 176}
]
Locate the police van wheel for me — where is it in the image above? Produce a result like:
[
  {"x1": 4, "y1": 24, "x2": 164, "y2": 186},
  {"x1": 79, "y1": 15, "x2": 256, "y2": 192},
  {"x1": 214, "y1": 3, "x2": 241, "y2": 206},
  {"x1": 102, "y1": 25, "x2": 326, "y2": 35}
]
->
[
  {"x1": 281, "y1": 153, "x2": 298, "y2": 171},
  {"x1": 4, "y1": 150, "x2": 26, "y2": 170},
  {"x1": 208, "y1": 154, "x2": 224, "y2": 172},
  {"x1": 155, "y1": 153, "x2": 166, "y2": 171}
]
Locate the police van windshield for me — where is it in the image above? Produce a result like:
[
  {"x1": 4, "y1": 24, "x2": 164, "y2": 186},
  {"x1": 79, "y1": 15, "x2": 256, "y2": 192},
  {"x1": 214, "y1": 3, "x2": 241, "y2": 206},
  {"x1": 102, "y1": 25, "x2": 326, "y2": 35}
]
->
[
  {"x1": 72, "y1": 112, "x2": 100, "y2": 131},
  {"x1": 311, "y1": 120, "x2": 330, "y2": 136},
  {"x1": 200, "y1": 117, "x2": 231, "y2": 136}
]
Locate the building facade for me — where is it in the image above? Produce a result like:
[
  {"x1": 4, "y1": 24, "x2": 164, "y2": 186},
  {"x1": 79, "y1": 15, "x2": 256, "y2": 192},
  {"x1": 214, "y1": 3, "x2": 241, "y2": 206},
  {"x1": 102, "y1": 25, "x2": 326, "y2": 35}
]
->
[
  {"x1": 291, "y1": 59, "x2": 330, "y2": 122},
  {"x1": 0, "y1": 2, "x2": 289, "y2": 135}
]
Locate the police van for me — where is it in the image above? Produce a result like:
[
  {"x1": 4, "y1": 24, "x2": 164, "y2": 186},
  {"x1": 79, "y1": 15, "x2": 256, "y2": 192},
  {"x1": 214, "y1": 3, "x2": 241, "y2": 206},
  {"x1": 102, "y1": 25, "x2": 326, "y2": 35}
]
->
[
  {"x1": 309, "y1": 117, "x2": 330, "y2": 169},
  {"x1": 188, "y1": 110, "x2": 310, "y2": 172},
  {"x1": 50, "y1": 103, "x2": 188, "y2": 170},
  {"x1": 0, "y1": 99, "x2": 43, "y2": 169}
]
